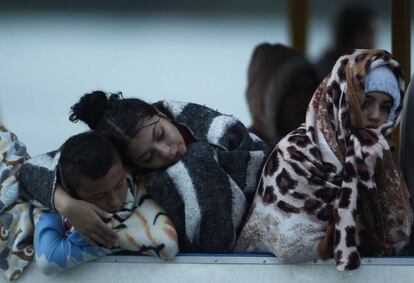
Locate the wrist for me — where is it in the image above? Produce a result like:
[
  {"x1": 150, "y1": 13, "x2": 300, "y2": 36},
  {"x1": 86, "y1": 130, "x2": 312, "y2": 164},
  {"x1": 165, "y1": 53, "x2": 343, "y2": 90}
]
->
[{"x1": 54, "y1": 185, "x2": 75, "y2": 215}]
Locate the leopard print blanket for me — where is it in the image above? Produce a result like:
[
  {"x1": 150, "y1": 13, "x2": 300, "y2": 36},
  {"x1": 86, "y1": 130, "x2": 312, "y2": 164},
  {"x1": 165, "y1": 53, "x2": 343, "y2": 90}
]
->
[{"x1": 236, "y1": 49, "x2": 413, "y2": 271}]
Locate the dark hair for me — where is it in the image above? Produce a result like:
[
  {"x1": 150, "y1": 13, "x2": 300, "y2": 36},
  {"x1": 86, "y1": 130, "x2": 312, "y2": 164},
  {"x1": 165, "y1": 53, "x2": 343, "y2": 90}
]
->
[
  {"x1": 246, "y1": 43, "x2": 319, "y2": 144},
  {"x1": 59, "y1": 131, "x2": 121, "y2": 196},
  {"x1": 334, "y1": 4, "x2": 376, "y2": 48},
  {"x1": 69, "y1": 90, "x2": 158, "y2": 166}
]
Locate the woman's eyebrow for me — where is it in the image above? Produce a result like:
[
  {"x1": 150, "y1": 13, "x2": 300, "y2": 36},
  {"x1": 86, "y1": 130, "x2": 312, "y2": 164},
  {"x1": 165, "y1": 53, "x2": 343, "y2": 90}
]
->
[
  {"x1": 137, "y1": 122, "x2": 158, "y2": 162},
  {"x1": 152, "y1": 120, "x2": 158, "y2": 141},
  {"x1": 133, "y1": 115, "x2": 162, "y2": 138}
]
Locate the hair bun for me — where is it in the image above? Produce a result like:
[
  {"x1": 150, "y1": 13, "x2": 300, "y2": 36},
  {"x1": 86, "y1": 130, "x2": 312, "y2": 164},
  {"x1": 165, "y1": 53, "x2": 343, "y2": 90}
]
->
[{"x1": 69, "y1": 91, "x2": 109, "y2": 129}]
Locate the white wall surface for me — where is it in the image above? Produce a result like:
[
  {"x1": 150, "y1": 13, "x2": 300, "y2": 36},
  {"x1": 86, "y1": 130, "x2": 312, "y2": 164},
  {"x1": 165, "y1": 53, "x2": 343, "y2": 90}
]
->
[
  {"x1": 0, "y1": 13, "x2": 288, "y2": 156},
  {"x1": 0, "y1": 12, "x2": 411, "y2": 156}
]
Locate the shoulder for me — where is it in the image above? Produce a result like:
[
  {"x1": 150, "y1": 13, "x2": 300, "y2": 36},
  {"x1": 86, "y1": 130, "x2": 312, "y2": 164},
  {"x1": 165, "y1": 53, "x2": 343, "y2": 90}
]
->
[
  {"x1": 154, "y1": 100, "x2": 226, "y2": 121},
  {"x1": 157, "y1": 100, "x2": 239, "y2": 137}
]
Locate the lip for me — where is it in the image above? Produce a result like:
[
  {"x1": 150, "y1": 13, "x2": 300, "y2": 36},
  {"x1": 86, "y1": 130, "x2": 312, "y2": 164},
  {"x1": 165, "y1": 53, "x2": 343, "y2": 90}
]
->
[
  {"x1": 173, "y1": 150, "x2": 182, "y2": 163},
  {"x1": 366, "y1": 124, "x2": 379, "y2": 129},
  {"x1": 109, "y1": 206, "x2": 122, "y2": 213}
]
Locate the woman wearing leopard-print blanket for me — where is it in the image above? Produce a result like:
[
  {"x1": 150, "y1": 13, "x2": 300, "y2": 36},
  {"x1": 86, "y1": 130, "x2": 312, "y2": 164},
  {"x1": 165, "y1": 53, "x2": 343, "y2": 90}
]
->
[{"x1": 236, "y1": 49, "x2": 413, "y2": 271}]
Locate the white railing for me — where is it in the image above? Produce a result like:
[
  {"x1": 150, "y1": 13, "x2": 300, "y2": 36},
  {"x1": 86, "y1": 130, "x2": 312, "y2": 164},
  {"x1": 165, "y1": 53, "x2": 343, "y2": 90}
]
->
[{"x1": 9, "y1": 254, "x2": 414, "y2": 283}]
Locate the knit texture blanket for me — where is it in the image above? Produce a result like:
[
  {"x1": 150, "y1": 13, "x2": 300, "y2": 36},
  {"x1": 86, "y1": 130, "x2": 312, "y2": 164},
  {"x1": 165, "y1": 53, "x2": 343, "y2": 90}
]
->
[
  {"x1": 145, "y1": 101, "x2": 270, "y2": 252},
  {"x1": 236, "y1": 49, "x2": 413, "y2": 271},
  {"x1": 17, "y1": 101, "x2": 269, "y2": 253}
]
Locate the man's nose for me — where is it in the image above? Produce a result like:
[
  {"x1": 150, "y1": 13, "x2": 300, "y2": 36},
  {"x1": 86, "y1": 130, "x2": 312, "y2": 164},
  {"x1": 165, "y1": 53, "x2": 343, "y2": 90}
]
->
[{"x1": 109, "y1": 192, "x2": 123, "y2": 211}]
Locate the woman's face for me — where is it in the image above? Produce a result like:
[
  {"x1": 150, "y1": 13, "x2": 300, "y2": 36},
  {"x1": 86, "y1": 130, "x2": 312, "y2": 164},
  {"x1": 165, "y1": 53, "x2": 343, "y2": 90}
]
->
[
  {"x1": 361, "y1": 92, "x2": 393, "y2": 128},
  {"x1": 129, "y1": 115, "x2": 187, "y2": 169}
]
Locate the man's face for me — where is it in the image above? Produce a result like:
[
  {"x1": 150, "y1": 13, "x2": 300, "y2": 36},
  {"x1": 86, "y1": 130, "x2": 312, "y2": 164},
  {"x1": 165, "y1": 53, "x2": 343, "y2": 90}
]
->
[{"x1": 76, "y1": 161, "x2": 128, "y2": 213}]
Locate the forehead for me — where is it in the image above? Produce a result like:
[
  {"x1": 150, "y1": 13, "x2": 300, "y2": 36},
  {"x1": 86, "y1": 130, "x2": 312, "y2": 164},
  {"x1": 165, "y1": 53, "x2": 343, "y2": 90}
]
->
[
  {"x1": 77, "y1": 162, "x2": 126, "y2": 195},
  {"x1": 134, "y1": 115, "x2": 160, "y2": 140},
  {"x1": 129, "y1": 115, "x2": 160, "y2": 156},
  {"x1": 365, "y1": 91, "x2": 393, "y2": 102}
]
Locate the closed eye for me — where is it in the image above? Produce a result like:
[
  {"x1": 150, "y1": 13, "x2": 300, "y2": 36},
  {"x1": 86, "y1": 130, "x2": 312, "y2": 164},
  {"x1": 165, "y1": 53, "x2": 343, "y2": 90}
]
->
[
  {"x1": 93, "y1": 193, "x2": 105, "y2": 200},
  {"x1": 136, "y1": 118, "x2": 159, "y2": 164},
  {"x1": 143, "y1": 152, "x2": 152, "y2": 162},
  {"x1": 157, "y1": 128, "x2": 164, "y2": 141}
]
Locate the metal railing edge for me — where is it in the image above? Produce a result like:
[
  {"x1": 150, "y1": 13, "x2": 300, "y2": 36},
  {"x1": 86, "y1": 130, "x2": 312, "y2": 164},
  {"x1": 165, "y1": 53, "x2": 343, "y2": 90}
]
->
[{"x1": 96, "y1": 254, "x2": 414, "y2": 266}]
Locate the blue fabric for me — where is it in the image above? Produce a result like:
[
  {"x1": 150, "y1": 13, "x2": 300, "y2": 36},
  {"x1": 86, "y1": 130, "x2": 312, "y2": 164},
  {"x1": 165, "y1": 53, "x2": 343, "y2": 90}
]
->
[
  {"x1": 0, "y1": 123, "x2": 33, "y2": 281},
  {"x1": 365, "y1": 66, "x2": 400, "y2": 120},
  {"x1": 34, "y1": 212, "x2": 109, "y2": 274}
]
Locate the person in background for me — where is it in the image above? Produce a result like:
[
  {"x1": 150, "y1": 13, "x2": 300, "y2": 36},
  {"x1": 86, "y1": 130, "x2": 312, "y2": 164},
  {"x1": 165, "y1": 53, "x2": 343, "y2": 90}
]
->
[
  {"x1": 315, "y1": 3, "x2": 378, "y2": 79},
  {"x1": 236, "y1": 49, "x2": 412, "y2": 271},
  {"x1": 246, "y1": 43, "x2": 319, "y2": 146},
  {"x1": 34, "y1": 131, "x2": 178, "y2": 275}
]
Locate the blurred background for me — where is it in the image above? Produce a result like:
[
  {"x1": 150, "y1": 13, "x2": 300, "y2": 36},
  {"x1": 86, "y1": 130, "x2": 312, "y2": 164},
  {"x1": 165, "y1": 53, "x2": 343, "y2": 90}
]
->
[{"x1": 0, "y1": 0, "x2": 412, "y2": 155}]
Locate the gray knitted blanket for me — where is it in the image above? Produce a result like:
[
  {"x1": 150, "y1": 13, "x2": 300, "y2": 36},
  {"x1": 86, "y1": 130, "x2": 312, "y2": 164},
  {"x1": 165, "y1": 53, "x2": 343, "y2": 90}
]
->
[
  {"x1": 146, "y1": 101, "x2": 269, "y2": 252},
  {"x1": 18, "y1": 101, "x2": 270, "y2": 253}
]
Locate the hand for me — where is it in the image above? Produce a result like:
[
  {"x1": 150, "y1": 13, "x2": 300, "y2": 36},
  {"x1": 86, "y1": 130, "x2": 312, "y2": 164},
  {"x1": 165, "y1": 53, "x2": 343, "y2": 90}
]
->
[{"x1": 54, "y1": 185, "x2": 119, "y2": 248}]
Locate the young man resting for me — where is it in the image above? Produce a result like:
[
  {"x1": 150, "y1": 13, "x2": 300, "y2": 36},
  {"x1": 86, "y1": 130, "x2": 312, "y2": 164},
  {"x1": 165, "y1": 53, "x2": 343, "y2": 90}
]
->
[{"x1": 33, "y1": 131, "x2": 178, "y2": 275}]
